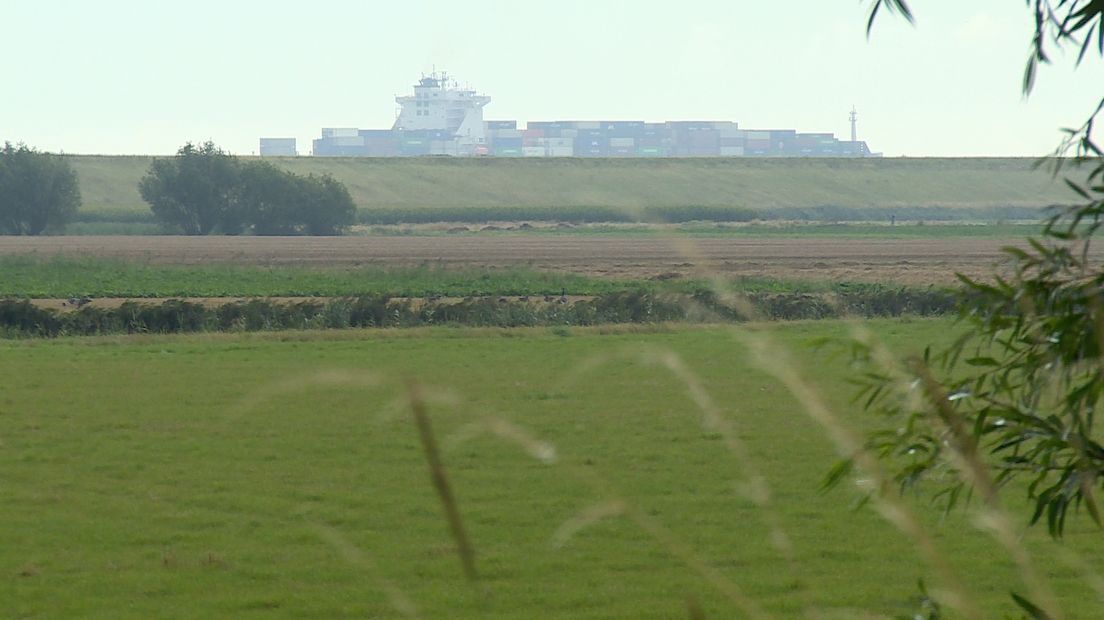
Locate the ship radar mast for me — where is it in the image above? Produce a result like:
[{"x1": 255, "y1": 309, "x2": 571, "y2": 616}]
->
[{"x1": 418, "y1": 68, "x2": 452, "y2": 90}]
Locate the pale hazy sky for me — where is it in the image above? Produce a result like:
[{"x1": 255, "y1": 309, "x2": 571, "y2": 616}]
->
[{"x1": 3, "y1": 0, "x2": 1101, "y2": 156}]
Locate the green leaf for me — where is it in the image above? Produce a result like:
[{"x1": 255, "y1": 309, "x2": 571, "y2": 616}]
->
[
  {"x1": 1023, "y1": 55, "x2": 1038, "y2": 95},
  {"x1": 821, "y1": 459, "x2": 854, "y2": 492},
  {"x1": 1065, "y1": 178, "x2": 1093, "y2": 199},
  {"x1": 1010, "y1": 591, "x2": 1051, "y2": 619}
]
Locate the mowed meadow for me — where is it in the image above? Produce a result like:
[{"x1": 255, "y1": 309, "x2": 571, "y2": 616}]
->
[{"x1": 4, "y1": 321, "x2": 1104, "y2": 618}]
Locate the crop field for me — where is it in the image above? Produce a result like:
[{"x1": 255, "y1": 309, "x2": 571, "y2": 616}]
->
[
  {"x1": 3, "y1": 321, "x2": 1103, "y2": 619},
  {"x1": 0, "y1": 233, "x2": 1057, "y2": 285},
  {"x1": 66, "y1": 156, "x2": 1075, "y2": 218},
  {"x1": 0, "y1": 258, "x2": 649, "y2": 300}
]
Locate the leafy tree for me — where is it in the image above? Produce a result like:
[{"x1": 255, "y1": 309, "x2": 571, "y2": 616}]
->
[
  {"x1": 237, "y1": 160, "x2": 301, "y2": 235},
  {"x1": 139, "y1": 141, "x2": 243, "y2": 235},
  {"x1": 0, "y1": 142, "x2": 81, "y2": 235},
  {"x1": 142, "y1": 143, "x2": 356, "y2": 236},
  {"x1": 236, "y1": 164, "x2": 356, "y2": 236},
  {"x1": 297, "y1": 173, "x2": 356, "y2": 236}
]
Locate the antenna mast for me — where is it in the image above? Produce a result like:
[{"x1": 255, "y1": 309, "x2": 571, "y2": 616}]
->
[{"x1": 849, "y1": 106, "x2": 858, "y2": 143}]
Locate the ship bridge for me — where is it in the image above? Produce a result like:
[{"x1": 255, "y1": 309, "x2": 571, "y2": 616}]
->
[{"x1": 393, "y1": 70, "x2": 490, "y2": 149}]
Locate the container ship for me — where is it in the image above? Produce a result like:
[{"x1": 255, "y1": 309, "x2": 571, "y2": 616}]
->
[{"x1": 260, "y1": 71, "x2": 876, "y2": 158}]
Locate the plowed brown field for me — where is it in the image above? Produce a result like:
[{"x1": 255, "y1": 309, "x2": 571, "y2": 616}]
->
[{"x1": 0, "y1": 234, "x2": 1043, "y2": 284}]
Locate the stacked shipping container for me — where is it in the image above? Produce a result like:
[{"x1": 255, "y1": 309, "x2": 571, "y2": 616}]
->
[{"x1": 313, "y1": 119, "x2": 874, "y2": 157}]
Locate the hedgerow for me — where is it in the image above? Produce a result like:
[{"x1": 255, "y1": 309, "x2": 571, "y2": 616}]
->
[{"x1": 0, "y1": 286, "x2": 956, "y2": 338}]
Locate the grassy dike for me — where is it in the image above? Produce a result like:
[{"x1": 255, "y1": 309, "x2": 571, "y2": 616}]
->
[
  {"x1": 2, "y1": 321, "x2": 1102, "y2": 618},
  {"x1": 67, "y1": 155, "x2": 1073, "y2": 219}
]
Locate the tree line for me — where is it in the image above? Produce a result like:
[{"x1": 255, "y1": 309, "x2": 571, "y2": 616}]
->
[
  {"x1": 139, "y1": 141, "x2": 355, "y2": 235},
  {"x1": 0, "y1": 140, "x2": 356, "y2": 235}
]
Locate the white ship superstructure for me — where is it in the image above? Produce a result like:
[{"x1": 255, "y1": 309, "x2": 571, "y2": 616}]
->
[{"x1": 393, "y1": 71, "x2": 489, "y2": 153}]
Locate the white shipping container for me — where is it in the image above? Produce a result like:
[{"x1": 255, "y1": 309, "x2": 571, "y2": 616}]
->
[
  {"x1": 720, "y1": 146, "x2": 745, "y2": 156},
  {"x1": 261, "y1": 138, "x2": 296, "y2": 147},
  {"x1": 610, "y1": 137, "x2": 635, "y2": 147},
  {"x1": 712, "y1": 121, "x2": 738, "y2": 130},
  {"x1": 548, "y1": 146, "x2": 575, "y2": 157},
  {"x1": 259, "y1": 138, "x2": 297, "y2": 157},
  {"x1": 323, "y1": 128, "x2": 360, "y2": 139},
  {"x1": 575, "y1": 121, "x2": 600, "y2": 130}
]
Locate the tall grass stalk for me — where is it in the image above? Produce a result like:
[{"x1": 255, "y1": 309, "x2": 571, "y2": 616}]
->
[{"x1": 408, "y1": 381, "x2": 479, "y2": 584}]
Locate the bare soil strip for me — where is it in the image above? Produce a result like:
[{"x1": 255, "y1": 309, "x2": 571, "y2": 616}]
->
[{"x1": 0, "y1": 234, "x2": 1053, "y2": 284}]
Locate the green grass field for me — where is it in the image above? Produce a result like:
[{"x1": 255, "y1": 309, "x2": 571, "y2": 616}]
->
[
  {"x1": 2, "y1": 257, "x2": 936, "y2": 300},
  {"x1": 67, "y1": 155, "x2": 1075, "y2": 217},
  {"x1": 2, "y1": 321, "x2": 1102, "y2": 618},
  {"x1": 0, "y1": 258, "x2": 660, "y2": 299}
]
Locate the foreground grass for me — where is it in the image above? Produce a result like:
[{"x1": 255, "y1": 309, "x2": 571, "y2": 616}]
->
[{"x1": 1, "y1": 321, "x2": 1101, "y2": 618}]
